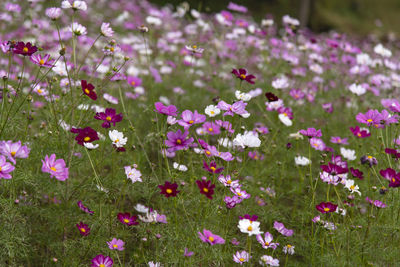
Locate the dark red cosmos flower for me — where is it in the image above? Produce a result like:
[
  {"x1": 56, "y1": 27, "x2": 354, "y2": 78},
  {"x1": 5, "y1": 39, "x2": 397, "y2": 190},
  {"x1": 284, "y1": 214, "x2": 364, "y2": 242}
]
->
[
  {"x1": 203, "y1": 161, "x2": 224, "y2": 174},
  {"x1": 117, "y1": 212, "x2": 139, "y2": 226},
  {"x1": 316, "y1": 202, "x2": 337, "y2": 213},
  {"x1": 320, "y1": 162, "x2": 348, "y2": 175},
  {"x1": 232, "y1": 68, "x2": 256, "y2": 84},
  {"x1": 265, "y1": 92, "x2": 278, "y2": 102},
  {"x1": 379, "y1": 168, "x2": 400, "y2": 187},
  {"x1": 81, "y1": 80, "x2": 97, "y2": 100},
  {"x1": 70, "y1": 127, "x2": 99, "y2": 146},
  {"x1": 385, "y1": 148, "x2": 400, "y2": 159},
  {"x1": 94, "y1": 108, "x2": 123, "y2": 128},
  {"x1": 158, "y1": 181, "x2": 180, "y2": 198},
  {"x1": 196, "y1": 179, "x2": 215, "y2": 199},
  {"x1": 349, "y1": 126, "x2": 370, "y2": 138},
  {"x1": 350, "y1": 167, "x2": 363, "y2": 180},
  {"x1": 13, "y1": 41, "x2": 38, "y2": 56},
  {"x1": 76, "y1": 222, "x2": 90, "y2": 236}
]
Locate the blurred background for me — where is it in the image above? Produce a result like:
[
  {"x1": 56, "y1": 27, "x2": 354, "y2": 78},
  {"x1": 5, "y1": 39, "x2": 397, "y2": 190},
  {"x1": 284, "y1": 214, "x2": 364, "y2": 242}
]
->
[{"x1": 149, "y1": 0, "x2": 400, "y2": 38}]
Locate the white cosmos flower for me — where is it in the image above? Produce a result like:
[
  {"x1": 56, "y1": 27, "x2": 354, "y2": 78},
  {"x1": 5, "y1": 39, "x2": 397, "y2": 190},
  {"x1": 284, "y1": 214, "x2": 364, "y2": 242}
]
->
[
  {"x1": 134, "y1": 203, "x2": 149, "y2": 213},
  {"x1": 272, "y1": 76, "x2": 289, "y2": 89},
  {"x1": 100, "y1": 22, "x2": 114, "y2": 37},
  {"x1": 233, "y1": 131, "x2": 261, "y2": 148},
  {"x1": 344, "y1": 179, "x2": 361, "y2": 195},
  {"x1": 205, "y1": 105, "x2": 221, "y2": 117},
  {"x1": 109, "y1": 130, "x2": 127, "y2": 148},
  {"x1": 348, "y1": 83, "x2": 366, "y2": 96},
  {"x1": 124, "y1": 166, "x2": 142, "y2": 183},
  {"x1": 295, "y1": 156, "x2": 310, "y2": 166},
  {"x1": 374, "y1": 44, "x2": 392, "y2": 58},
  {"x1": 238, "y1": 219, "x2": 263, "y2": 236},
  {"x1": 278, "y1": 113, "x2": 292, "y2": 126},
  {"x1": 173, "y1": 162, "x2": 188, "y2": 172},
  {"x1": 340, "y1": 147, "x2": 356, "y2": 161},
  {"x1": 235, "y1": 90, "x2": 252, "y2": 101},
  {"x1": 69, "y1": 22, "x2": 87, "y2": 36},
  {"x1": 84, "y1": 142, "x2": 99, "y2": 149}
]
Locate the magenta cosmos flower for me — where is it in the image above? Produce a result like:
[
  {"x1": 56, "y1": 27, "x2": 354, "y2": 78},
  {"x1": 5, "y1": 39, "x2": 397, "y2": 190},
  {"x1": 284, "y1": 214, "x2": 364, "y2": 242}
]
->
[
  {"x1": 154, "y1": 102, "x2": 178, "y2": 116},
  {"x1": 76, "y1": 222, "x2": 90, "y2": 236},
  {"x1": 164, "y1": 129, "x2": 194, "y2": 152},
  {"x1": 107, "y1": 238, "x2": 125, "y2": 251},
  {"x1": 355, "y1": 109, "x2": 382, "y2": 127},
  {"x1": 81, "y1": 80, "x2": 97, "y2": 100},
  {"x1": 217, "y1": 100, "x2": 248, "y2": 116},
  {"x1": 316, "y1": 202, "x2": 338, "y2": 213},
  {"x1": 158, "y1": 181, "x2": 180, "y2": 198},
  {"x1": 202, "y1": 121, "x2": 221, "y2": 135},
  {"x1": 196, "y1": 179, "x2": 216, "y2": 199},
  {"x1": 30, "y1": 54, "x2": 54, "y2": 68},
  {"x1": 126, "y1": 76, "x2": 142, "y2": 87},
  {"x1": 198, "y1": 229, "x2": 225, "y2": 245},
  {"x1": 178, "y1": 110, "x2": 206, "y2": 129},
  {"x1": 232, "y1": 68, "x2": 256, "y2": 84},
  {"x1": 299, "y1": 128, "x2": 322, "y2": 138},
  {"x1": 94, "y1": 108, "x2": 123, "y2": 128},
  {"x1": 77, "y1": 201, "x2": 94, "y2": 215},
  {"x1": 13, "y1": 41, "x2": 37, "y2": 56},
  {"x1": 41, "y1": 154, "x2": 69, "y2": 181},
  {"x1": 91, "y1": 254, "x2": 113, "y2": 267},
  {"x1": 70, "y1": 127, "x2": 99, "y2": 146},
  {"x1": 0, "y1": 155, "x2": 15, "y2": 179},
  {"x1": 350, "y1": 126, "x2": 370, "y2": 138},
  {"x1": 117, "y1": 212, "x2": 139, "y2": 226},
  {"x1": 0, "y1": 140, "x2": 30, "y2": 164}
]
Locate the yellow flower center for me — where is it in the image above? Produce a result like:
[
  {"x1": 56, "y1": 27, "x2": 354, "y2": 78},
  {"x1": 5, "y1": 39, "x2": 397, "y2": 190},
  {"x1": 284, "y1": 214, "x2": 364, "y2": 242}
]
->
[
  {"x1": 312, "y1": 143, "x2": 318, "y2": 147},
  {"x1": 176, "y1": 139, "x2": 182, "y2": 144},
  {"x1": 106, "y1": 116, "x2": 112, "y2": 121},
  {"x1": 350, "y1": 185, "x2": 355, "y2": 190},
  {"x1": 367, "y1": 155, "x2": 373, "y2": 159},
  {"x1": 11, "y1": 151, "x2": 16, "y2": 156},
  {"x1": 100, "y1": 264, "x2": 105, "y2": 267},
  {"x1": 323, "y1": 207, "x2": 330, "y2": 212},
  {"x1": 206, "y1": 151, "x2": 211, "y2": 155},
  {"x1": 208, "y1": 127, "x2": 213, "y2": 132},
  {"x1": 80, "y1": 228, "x2": 86, "y2": 233},
  {"x1": 113, "y1": 244, "x2": 118, "y2": 248},
  {"x1": 192, "y1": 45, "x2": 197, "y2": 49},
  {"x1": 227, "y1": 180, "x2": 232, "y2": 184},
  {"x1": 23, "y1": 47, "x2": 28, "y2": 53},
  {"x1": 39, "y1": 59, "x2": 45, "y2": 65},
  {"x1": 110, "y1": 47, "x2": 114, "y2": 52},
  {"x1": 210, "y1": 167, "x2": 216, "y2": 171},
  {"x1": 367, "y1": 119, "x2": 373, "y2": 123},
  {"x1": 287, "y1": 244, "x2": 292, "y2": 248},
  {"x1": 240, "y1": 74, "x2": 246, "y2": 79},
  {"x1": 283, "y1": 112, "x2": 288, "y2": 117},
  {"x1": 0, "y1": 166, "x2": 2, "y2": 171},
  {"x1": 84, "y1": 88, "x2": 90, "y2": 94},
  {"x1": 38, "y1": 89, "x2": 43, "y2": 94},
  {"x1": 239, "y1": 258, "x2": 245, "y2": 262},
  {"x1": 210, "y1": 111, "x2": 215, "y2": 114},
  {"x1": 84, "y1": 137, "x2": 91, "y2": 142},
  {"x1": 247, "y1": 226, "x2": 253, "y2": 231},
  {"x1": 338, "y1": 139, "x2": 341, "y2": 142},
  {"x1": 392, "y1": 178, "x2": 396, "y2": 182},
  {"x1": 203, "y1": 188, "x2": 209, "y2": 193},
  {"x1": 237, "y1": 192, "x2": 242, "y2": 196},
  {"x1": 115, "y1": 139, "x2": 119, "y2": 143},
  {"x1": 357, "y1": 133, "x2": 361, "y2": 137},
  {"x1": 189, "y1": 120, "x2": 194, "y2": 124},
  {"x1": 50, "y1": 167, "x2": 57, "y2": 172},
  {"x1": 123, "y1": 218, "x2": 130, "y2": 223},
  {"x1": 208, "y1": 236, "x2": 214, "y2": 242},
  {"x1": 166, "y1": 189, "x2": 172, "y2": 194},
  {"x1": 131, "y1": 81, "x2": 135, "y2": 86}
]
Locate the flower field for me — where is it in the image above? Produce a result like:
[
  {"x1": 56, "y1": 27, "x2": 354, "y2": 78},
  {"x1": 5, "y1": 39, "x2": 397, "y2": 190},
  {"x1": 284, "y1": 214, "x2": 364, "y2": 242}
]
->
[{"x1": 1, "y1": 0, "x2": 400, "y2": 266}]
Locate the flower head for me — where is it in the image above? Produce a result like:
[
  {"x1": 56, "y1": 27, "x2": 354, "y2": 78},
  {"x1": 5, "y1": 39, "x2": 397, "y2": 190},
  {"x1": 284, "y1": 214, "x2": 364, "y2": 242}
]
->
[
  {"x1": 30, "y1": 54, "x2": 54, "y2": 68},
  {"x1": 259, "y1": 255, "x2": 279, "y2": 266},
  {"x1": 0, "y1": 140, "x2": 30, "y2": 164},
  {"x1": 299, "y1": 128, "x2": 322, "y2": 138},
  {"x1": 124, "y1": 166, "x2": 142, "y2": 183},
  {"x1": 71, "y1": 127, "x2": 99, "y2": 146},
  {"x1": 77, "y1": 201, "x2": 94, "y2": 215},
  {"x1": 238, "y1": 219, "x2": 263, "y2": 236},
  {"x1": 256, "y1": 232, "x2": 279, "y2": 250},
  {"x1": 232, "y1": 68, "x2": 256, "y2": 84},
  {"x1": 198, "y1": 229, "x2": 225, "y2": 245},
  {"x1": 13, "y1": 42, "x2": 37, "y2": 56},
  {"x1": 164, "y1": 130, "x2": 194, "y2": 152},
  {"x1": 70, "y1": 22, "x2": 87, "y2": 36},
  {"x1": 76, "y1": 222, "x2": 90, "y2": 236},
  {"x1": 107, "y1": 238, "x2": 125, "y2": 251},
  {"x1": 316, "y1": 202, "x2": 338, "y2": 213},
  {"x1": 233, "y1": 250, "x2": 250, "y2": 264},
  {"x1": 158, "y1": 181, "x2": 180, "y2": 198},
  {"x1": 0, "y1": 155, "x2": 15, "y2": 179},
  {"x1": 91, "y1": 254, "x2": 113, "y2": 267},
  {"x1": 154, "y1": 102, "x2": 178, "y2": 116},
  {"x1": 45, "y1": 7, "x2": 62, "y2": 20},
  {"x1": 81, "y1": 80, "x2": 97, "y2": 100},
  {"x1": 203, "y1": 161, "x2": 224, "y2": 174},
  {"x1": 273, "y1": 221, "x2": 294, "y2": 236},
  {"x1": 109, "y1": 130, "x2": 127, "y2": 148},
  {"x1": 196, "y1": 179, "x2": 216, "y2": 199},
  {"x1": 94, "y1": 108, "x2": 123, "y2": 128},
  {"x1": 41, "y1": 154, "x2": 69, "y2": 181},
  {"x1": 101, "y1": 22, "x2": 114, "y2": 37},
  {"x1": 117, "y1": 212, "x2": 139, "y2": 226}
]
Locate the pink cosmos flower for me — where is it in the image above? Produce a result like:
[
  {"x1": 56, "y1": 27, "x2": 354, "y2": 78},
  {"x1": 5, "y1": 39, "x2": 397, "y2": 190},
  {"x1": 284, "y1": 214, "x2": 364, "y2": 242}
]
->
[
  {"x1": 309, "y1": 137, "x2": 326, "y2": 151},
  {"x1": 218, "y1": 174, "x2": 240, "y2": 188},
  {"x1": 217, "y1": 100, "x2": 248, "y2": 117},
  {"x1": 198, "y1": 229, "x2": 225, "y2": 245},
  {"x1": 154, "y1": 102, "x2": 178, "y2": 116},
  {"x1": 233, "y1": 250, "x2": 250, "y2": 264},
  {"x1": 355, "y1": 109, "x2": 382, "y2": 127},
  {"x1": 256, "y1": 232, "x2": 279, "y2": 250},
  {"x1": 30, "y1": 54, "x2": 54, "y2": 68},
  {"x1": 41, "y1": 154, "x2": 69, "y2": 181},
  {"x1": 273, "y1": 221, "x2": 294, "y2": 237},
  {"x1": 330, "y1": 136, "x2": 348, "y2": 145},
  {"x1": 0, "y1": 155, "x2": 15, "y2": 179},
  {"x1": 107, "y1": 238, "x2": 125, "y2": 251},
  {"x1": 350, "y1": 126, "x2": 370, "y2": 138},
  {"x1": 0, "y1": 140, "x2": 30, "y2": 164},
  {"x1": 126, "y1": 76, "x2": 142, "y2": 87},
  {"x1": 178, "y1": 110, "x2": 206, "y2": 129},
  {"x1": 299, "y1": 128, "x2": 322, "y2": 138},
  {"x1": 224, "y1": 195, "x2": 242, "y2": 208},
  {"x1": 202, "y1": 121, "x2": 221, "y2": 135},
  {"x1": 230, "y1": 187, "x2": 251, "y2": 199},
  {"x1": 77, "y1": 201, "x2": 94, "y2": 215},
  {"x1": 365, "y1": 197, "x2": 387, "y2": 208},
  {"x1": 184, "y1": 248, "x2": 194, "y2": 257}
]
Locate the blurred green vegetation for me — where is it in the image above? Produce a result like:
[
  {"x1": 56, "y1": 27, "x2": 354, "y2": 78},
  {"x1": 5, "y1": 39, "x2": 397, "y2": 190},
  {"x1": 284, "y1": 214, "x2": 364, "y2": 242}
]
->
[{"x1": 150, "y1": 0, "x2": 400, "y2": 37}]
